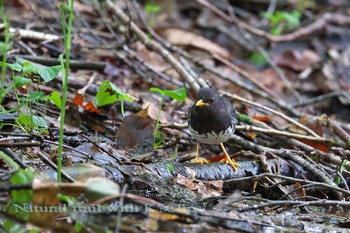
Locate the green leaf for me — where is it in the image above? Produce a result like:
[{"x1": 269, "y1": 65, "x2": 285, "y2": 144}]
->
[
  {"x1": 46, "y1": 65, "x2": 61, "y2": 77},
  {"x1": 334, "y1": 175, "x2": 340, "y2": 185},
  {"x1": 280, "y1": 10, "x2": 300, "y2": 28},
  {"x1": 149, "y1": 87, "x2": 164, "y2": 95},
  {"x1": 28, "y1": 91, "x2": 45, "y2": 102},
  {"x1": 10, "y1": 169, "x2": 34, "y2": 204},
  {"x1": 166, "y1": 163, "x2": 175, "y2": 172},
  {"x1": 16, "y1": 114, "x2": 48, "y2": 130},
  {"x1": 21, "y1": 60, "x2": 60, "y2": 82},
  {"x1": 37, "y1": 68, "x2": 51, "y2": 82},
  {"x1": 262, "y1": 10, "x2": 301, "y2": 35},
  {"x1": 153, "y1": 131, "x2": 164, "y2": 148},
  {"x1": 57, "y1": 194, "x2": 76, "y2": 205},
  {"x1": 48, "y1": 91, "x2": 62, "y2": 109},
  {"x1": 0, "y1": 151, "x2": 20, "y2": 169},
  {"x1": 32, "y1": 116, "x2": 48, "y2": 129},
  {"x1": 7, "y1": 62, "x2": 22, "y2": 72},
  {"x1": 334, "y1": 160, "x2": 347, "y2": 185},
  {"x1": 0, "y1": 62, "x2": 22, "y2": 72},
  {"x1": 16, "y1": 114, "x2": 32, "y2": 127},
  {"x1": 8, "y1": 169, "x2": 34, "y2": 222},
  {"x1": 249, "y1": 52, "x2": 267, "y2": 65},
  {"x1": 145, "y1": 4, "x2": 161, "y2": 13},
  {"x1": 4, "y1": 219, "x2": 24, "y2": 233},
  {"x1": 39, "y1": 65, "x2": 61, "y2": 83},
  {"x1": 0, "y1": 41, "x2": 11, "y2": 53},
  {"x1": 13, "y1": 75, "x2": 32, "y2": 88},
  {"x1": 75, "y1": 221, "x2": 83, "y2": 233},
  {"x1": 22, "y1": 61, "x2": 40, "y2": 75},
  {"x1": 96, "y1": 80, "x2": 134, "y2": 107},
  {"x1": 163, "y1": 87, "x2": 187, "y2": 101},
  {"x1": 237, "y1": 114, "x2": 253, "y2": 124},
  {"x1": 0, "y1": 83, "x2": 15, "y2": 100},
  {"x1": 150, "y1": 87, "x2": 187, "y2": 102}
]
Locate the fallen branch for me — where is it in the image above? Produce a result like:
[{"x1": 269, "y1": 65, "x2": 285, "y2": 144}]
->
[{"x1": 0, "y1": 24, "x2": 59, "y2": 41}]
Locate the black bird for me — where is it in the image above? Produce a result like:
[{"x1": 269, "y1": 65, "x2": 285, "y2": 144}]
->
[{"x1": 189, "y1": 87, "x2": 239, "y2": 171}]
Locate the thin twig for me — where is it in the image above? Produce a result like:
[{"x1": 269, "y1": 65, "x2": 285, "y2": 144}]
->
[
  {"x1": 194, "y1": 2, "x2": 350, "y2": 42},
  {"x1": 222, "y1": 91, "x2": 321, "y2": 138},
  {"x1": 37, "y1": 151, "x2": 75, "y2": 182},
  {"x1": 106, "y1": 0, "x2": 201, "y2": 92},
  {"x1": 225, "y1": 173, "x2": 350, "y2": 197},
  {"x1": 238, "y1": 125, "x2": 344, "y2": 147}
]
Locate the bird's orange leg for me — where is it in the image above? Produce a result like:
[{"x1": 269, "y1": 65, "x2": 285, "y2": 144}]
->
[
  {"x1": 219, "y1": 143, "x2": 240, "y2": 171},
  {"x1": 193, "y1": 144, "x2": 209, "y2": 164}
]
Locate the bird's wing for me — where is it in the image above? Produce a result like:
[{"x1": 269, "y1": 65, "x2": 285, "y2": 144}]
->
[{"x1": 223, "y1": 98, "x2": 238, "y2": 125}]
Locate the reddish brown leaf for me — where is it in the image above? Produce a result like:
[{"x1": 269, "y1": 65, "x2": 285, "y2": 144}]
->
[
  {"x1": 246, "y1": 132, "x2": 258, "y2": 139},
  {"x1": 71, "y1": 93, "x2": 101, "y2": 114},
  {"x1": 295, "y1": 114, "x2": 329, "y2": 152},
  {"x1": 207, "y1": 154, "x2": 225, "y2": 163},
  {"x1": 285, "y1": 182, "x2": 306, "y2": 198},
  {"x1": 72, "y1": 93, "x2": 84, "y2": 106},
  {"x1": 85, "y1": 101, "x2": 101, "y2": 114},
  {"x1": 253, "y1": 115, "x2": 270, "y2": 122}
]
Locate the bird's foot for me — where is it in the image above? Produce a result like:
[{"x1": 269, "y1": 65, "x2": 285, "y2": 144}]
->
[
  {"x1": 220, "y1": 156, "x2": 240, "y2": 171},
  {"x1": 192, "y1": 157, "x2": 209, "y2": 165}
]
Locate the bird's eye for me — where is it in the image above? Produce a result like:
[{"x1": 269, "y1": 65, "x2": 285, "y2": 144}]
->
[{"x1": 207, "y1": 98, "x2": 214, "y2": 104}]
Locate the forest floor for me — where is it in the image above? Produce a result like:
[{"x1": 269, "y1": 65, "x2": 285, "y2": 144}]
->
[{"x1": 1, "y1": 0, "x2": 350, "y2": 232}]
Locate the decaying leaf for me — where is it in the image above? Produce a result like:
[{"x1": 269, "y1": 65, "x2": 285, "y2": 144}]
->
[
  {"x1": 160, "y1": 28, "x2": 231, "y2": 59},
  {"x1": 174, "y1": 168, "x2": 223, "y2": 198},
  {"x1": 273, "y1": 50, "x2": 321, "y2": 71},
  {"x1": 72, "y1": 93, "x2": 101, "y2": 113},
  {"x1": 290, "y1": 114, "x2": 329, "y2": 152},
  {"x1": 116, "y1": 107, "x2": 154, "y2": 153}
]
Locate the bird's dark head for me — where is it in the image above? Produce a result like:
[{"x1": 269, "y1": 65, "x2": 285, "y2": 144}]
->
[{"x1": 195, "y1": 87, "x2": 220, "y2": 108}]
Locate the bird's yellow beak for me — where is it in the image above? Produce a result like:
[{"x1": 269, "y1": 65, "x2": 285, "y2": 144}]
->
[{"x1": 195, "y1": 99, "x2": 209, "y2": 107}]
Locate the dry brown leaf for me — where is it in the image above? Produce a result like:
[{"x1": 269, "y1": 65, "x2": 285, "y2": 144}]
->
[
  {"x1": 135, "y1": 105, "x2": 149, "y2": 118},
  {"x1": 143, "y1": 100, "x2": 170, "y2": 124},
  {"x1": 285, "y1": 183, "x2": 306, "y2": 198},
  {"x1": 116, "y1": 108, "x2": 154, "y2": 151},
  {"x1": 135, "y1": 42, "x2": 169, "y2": 72},
  {"x1": 273, "y1": 50, "x2": 321, "y2": 71},
  {"x1": 160, "y1": 28, "x2": 231, "y2": 59},
  {"x1": 174, "y1": 173, "x2": 223, "y2": 198},
  {"x1": 289, "y1": 114, "x2": 329, "y2": 152}
]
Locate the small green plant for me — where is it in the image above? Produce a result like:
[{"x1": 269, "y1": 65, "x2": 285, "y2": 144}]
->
[
  {"x1": 262, "y1": 10, "x2": 301, "y2": 35},
  {"x1": 95, "y1": 80, "x2": 134, "y2": 116},
  {"x1": 0, "y1": 59, "x2": 61, "y2": 132},
  {"x1": 334, "y1": 160, "x2": 347, "y2": 185},
  {"x1": 150, "y1": 86, "x2": 186, "y2": 148},
  {"x1": 264, "y1": 0, "x2": 316, "y2": 34},
  {"x1": 0, "y1": 0, "x2": 10, "y2": 99},
  {"x1": 57, "y1": 0, "x2": 75, "y2": 182},
  {"x1": 144, "y1": 0, "x2": 161, "y2": 27},
  {"x1": 0, "y1": 151, "x2": 20, "y2": 169},
  {"x1": 166, "y1": 162, "x2": 175, "y2": 172},
  {"x1": 249, "y1": 52, "x2": 267, "y2": 66},
  {"x1": 237, "y1": 114, "x2": 253, "y2": 124}
]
